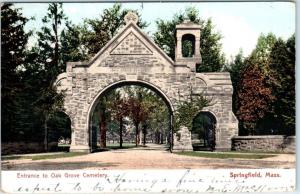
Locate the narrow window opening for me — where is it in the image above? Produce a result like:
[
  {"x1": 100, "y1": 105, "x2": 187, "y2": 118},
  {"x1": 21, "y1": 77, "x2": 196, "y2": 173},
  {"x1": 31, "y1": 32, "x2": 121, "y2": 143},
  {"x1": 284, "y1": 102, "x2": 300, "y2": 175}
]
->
[{"x1": 182, "y1": 34, "x2": 195, "y2": 58}]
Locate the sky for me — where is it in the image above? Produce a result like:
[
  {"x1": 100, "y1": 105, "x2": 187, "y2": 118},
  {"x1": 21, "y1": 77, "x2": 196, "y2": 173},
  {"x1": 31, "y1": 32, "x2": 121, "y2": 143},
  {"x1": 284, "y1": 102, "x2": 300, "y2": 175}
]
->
[{"x1": 15, "y1": 2, "x2": 295, "y2": 61}]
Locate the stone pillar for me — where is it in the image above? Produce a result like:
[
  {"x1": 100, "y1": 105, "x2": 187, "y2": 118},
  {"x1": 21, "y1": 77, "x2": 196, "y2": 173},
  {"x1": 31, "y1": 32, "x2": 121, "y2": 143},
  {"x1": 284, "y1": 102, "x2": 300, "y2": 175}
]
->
[
  {"x1": 173, "y1": 126, "x2": 193, "y2": 152},
  {"x1": 70, "y1": 144, "x2": 90, "y2": 153},
  {"x1": 194, "y1": 37, "x2": 201, "y2": 58},
  {"x1": 69, "y1": 71, "x2": 91, "y2": 153},
  {"x1": 176, "y1": 35, "x2": 182, "y2": 59},
  {"x1": 69, "y1": 128, "x2": 90, "y2": 152},
  {"x1": 139, "y1": 129, "x2": 143, "y2": 145}
]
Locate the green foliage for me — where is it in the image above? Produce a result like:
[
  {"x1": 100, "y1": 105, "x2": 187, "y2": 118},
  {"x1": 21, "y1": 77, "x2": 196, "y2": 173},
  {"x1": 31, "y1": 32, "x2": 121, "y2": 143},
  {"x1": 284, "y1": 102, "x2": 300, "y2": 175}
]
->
[
  {"x1": 153, "y1": 7, "x2": 225, "y2": 72},
  {"x1": 35, "y1": 3, "x2": 66, "y2": 76},
  {"x1": 1, "y1": 3, "x2": 29, "y2": 141},
  {"x1": 198, "y1": 19, "x2": 225, "y2": 72},
  {"x1": 192, "y1": 112, "x2": 216, "y2": 149},
  {"x1": 1, "y1": 3, "x2": 74, "y2": 145},
  {"x1": 174, "y1": 93, "x2": 211, "y2": 132},
  {"x1": 31, "y1": 3, "x2": 69, "y2": 150},
  {"x1": 92, "y1": 85, "x2": 170, "y2": 146},
  {"x1": 61, "y1": 21, "x2": 88, "y2": 63},
  {"x1": 224, "y1": 49, "x2": 246, "y2": 114},
  {"x1": 47, "y1": 112, "x2": 71, "y2": 142},
  {"x1": 268, "y1": 35, "x2": 295, "y2": 134},
  {"x1": 142, "y1": 90, "x2": 169, "y2": 136},
  {"x1": 182, "y1": 39, "x2": 194, "y2": 57},
  {"x1": 234, "y1": 33, "x2": 295, "y2": 135},
  {"x1": 250, "y1": 33, "x2": 277, "y2": 68}
]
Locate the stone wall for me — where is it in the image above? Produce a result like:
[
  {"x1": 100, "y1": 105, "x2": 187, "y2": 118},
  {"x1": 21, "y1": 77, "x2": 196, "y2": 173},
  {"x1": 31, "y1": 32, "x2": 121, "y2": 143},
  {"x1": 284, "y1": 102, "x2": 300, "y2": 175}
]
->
[
  {"x1": 232, "y1": 136, "x2": 296, "y2": 153},
  {"x1": 1, "y1": 142, "x2": 45, "y2": 155}
]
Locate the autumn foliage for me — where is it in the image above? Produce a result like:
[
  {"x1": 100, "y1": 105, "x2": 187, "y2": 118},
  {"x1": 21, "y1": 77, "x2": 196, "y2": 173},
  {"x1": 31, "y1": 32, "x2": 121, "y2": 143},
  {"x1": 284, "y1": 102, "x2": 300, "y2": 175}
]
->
[{"x1": 237, "y1": 63, "x2": 275, "y2": 133}]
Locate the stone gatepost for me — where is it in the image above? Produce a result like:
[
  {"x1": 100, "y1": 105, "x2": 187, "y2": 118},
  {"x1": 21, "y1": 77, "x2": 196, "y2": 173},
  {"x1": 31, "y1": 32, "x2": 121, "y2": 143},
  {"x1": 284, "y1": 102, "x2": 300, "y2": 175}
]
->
[{"x1": 173, "y1": 126, "x2": 193, "y2": 152}]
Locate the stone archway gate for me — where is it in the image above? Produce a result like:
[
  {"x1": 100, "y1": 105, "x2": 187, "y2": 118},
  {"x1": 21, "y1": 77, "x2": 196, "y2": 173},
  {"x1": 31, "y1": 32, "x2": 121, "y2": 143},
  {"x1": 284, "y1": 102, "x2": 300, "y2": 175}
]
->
[{"x1": 55, "y1": 12, "x2": 238, "y2": 152}]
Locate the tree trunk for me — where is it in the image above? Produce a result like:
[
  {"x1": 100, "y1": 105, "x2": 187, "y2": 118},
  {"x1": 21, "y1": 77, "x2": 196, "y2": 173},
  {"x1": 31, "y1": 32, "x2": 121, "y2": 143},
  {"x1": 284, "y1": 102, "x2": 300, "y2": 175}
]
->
[
  {"x1": 139, "y1": 129, "x2": 142, "y2": 145},
  {"x1": 143, "y1": 130, "x2": 146, "y2": 146},
  {"x1": 44, "y1": 115, "x2": 48, "y2": 152},
  {"x1": 156, "y1": 132, "x2": 161, "y2": 144},
  {"x1": 135, "y1": 123, "x2": 139, "y2": 147},
  {"x1": 119, "y1": 118, "x2": 123, "y2": 148},
  {"x1": 99, "y1": 111, "x2": 106, "y2": 148},
  {"x1": 142, "y1": 124, "x2": 147, "y2": 146}
]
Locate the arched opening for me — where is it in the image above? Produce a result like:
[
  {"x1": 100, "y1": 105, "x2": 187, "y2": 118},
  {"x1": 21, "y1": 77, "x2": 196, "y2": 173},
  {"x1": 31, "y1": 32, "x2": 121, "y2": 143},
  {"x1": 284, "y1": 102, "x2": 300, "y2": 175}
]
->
[
  {"x1": 191, "y1": 111, "x2": 216, "y2": 151},
  {"x1": 182, "y1": 34, "x2": 195, "y2": 58},
  {"x1": 87, "y1": 81, "x2": 174, "y2": 152},
  {"x1": 46, "y1": 111, "x2": 71, "y2": 152}
]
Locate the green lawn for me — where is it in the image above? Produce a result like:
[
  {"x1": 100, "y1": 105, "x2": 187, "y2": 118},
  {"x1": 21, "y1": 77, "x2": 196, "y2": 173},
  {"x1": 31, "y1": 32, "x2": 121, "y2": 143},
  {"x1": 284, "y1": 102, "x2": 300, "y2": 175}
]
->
[
  {"x1": 2, "y1": 152, "x2": 88, "y2": 161},
  {"x1": 106, "y1": 143, "x2": 139, "y2": 149},
  {"x1": 175, "y1": 151, "x2": 277, "y2": 159}
]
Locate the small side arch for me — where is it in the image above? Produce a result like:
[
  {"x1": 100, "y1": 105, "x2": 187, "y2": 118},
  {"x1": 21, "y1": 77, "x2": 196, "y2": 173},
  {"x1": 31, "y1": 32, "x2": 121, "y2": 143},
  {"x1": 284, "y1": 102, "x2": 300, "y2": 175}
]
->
[{"x1": 192, "y1": 111, "x2": 217, "y2": 151}]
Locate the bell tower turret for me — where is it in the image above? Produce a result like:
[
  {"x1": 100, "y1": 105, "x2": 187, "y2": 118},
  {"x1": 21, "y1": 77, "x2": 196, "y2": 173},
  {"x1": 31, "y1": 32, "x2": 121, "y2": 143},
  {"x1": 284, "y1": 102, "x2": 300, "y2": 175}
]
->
[{"x1": 175, "y1": 20, "x2": 201, "y2": 72}]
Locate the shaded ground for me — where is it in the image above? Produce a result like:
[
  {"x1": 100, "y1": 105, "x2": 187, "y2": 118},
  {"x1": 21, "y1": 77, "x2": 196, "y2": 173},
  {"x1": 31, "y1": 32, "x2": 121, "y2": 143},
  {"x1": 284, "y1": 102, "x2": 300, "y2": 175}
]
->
[{"x1": 1, "y1": 144, "x2": 295, "y2": 170}]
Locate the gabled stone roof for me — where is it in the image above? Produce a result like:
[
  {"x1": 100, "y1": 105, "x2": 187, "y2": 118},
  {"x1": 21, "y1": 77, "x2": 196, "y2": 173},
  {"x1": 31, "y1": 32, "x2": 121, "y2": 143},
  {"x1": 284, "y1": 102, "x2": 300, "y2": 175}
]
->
[{"x1": 86, "y1": 21, "x2": 175, "y2": 68}]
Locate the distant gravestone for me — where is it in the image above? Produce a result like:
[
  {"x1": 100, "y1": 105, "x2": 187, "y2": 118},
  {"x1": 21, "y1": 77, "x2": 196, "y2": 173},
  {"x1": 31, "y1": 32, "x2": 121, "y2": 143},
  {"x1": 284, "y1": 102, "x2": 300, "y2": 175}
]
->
[{"x1": 173, "y1": 126, "x2": 193, "y2": 152}]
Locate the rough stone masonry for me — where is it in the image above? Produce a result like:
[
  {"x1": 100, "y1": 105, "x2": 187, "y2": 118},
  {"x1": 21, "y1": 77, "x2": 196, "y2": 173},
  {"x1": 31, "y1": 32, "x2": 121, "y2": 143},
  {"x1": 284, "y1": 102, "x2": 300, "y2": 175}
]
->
[{"x1": 55, "y1": 12, "x2": 238, "y2": 152}]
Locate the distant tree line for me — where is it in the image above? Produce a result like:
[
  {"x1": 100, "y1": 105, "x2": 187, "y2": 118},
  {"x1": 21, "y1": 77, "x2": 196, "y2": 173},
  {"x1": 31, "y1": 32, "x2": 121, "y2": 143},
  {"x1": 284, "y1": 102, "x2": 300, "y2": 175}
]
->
[{"x1": 92, "y1": 86, "x2": 170, "y2": 148}]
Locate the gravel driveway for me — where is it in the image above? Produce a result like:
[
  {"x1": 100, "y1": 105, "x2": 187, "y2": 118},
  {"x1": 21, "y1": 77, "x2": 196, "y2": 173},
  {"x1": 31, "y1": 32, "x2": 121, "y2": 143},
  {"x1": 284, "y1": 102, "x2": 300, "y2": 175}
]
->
[{"x1": 2, "y1": 144, "x2": 295, "y2": 170}]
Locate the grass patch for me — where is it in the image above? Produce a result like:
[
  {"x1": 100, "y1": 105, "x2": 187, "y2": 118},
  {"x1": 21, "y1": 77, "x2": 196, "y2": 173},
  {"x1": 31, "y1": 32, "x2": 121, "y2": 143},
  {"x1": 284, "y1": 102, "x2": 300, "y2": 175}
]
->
[
  {"x1": 58, "y1": 144, "x2": 70, "y2": 147},
  {"x1": 31, "y1": 152, "x2": 87, "y2": 160},
  {"x1": 232, "y1": 150, "x2": 293, "y2": 154},
  {"x1": 106, "y1": 143, "x2": 137, "y2": 150},
  {"x1": 2, "y1": 156, "x2": 32, "y2": 160},
  {"x1": 176, "y1": 151, "x2": 276, "y2": 159},
  {"x1": 2, "y1": 152, "x2": 88, "y2": 161}
]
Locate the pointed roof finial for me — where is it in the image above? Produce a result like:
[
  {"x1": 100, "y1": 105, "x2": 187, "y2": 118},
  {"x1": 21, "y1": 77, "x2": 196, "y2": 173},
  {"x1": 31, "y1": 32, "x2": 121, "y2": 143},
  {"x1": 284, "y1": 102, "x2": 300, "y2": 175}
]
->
[
  {"x1": 183, "y1": 18, "x2": 191, "y2": 24},
  {"x1": 124, "y1": 11, "x2": 138, "y2": 25}
]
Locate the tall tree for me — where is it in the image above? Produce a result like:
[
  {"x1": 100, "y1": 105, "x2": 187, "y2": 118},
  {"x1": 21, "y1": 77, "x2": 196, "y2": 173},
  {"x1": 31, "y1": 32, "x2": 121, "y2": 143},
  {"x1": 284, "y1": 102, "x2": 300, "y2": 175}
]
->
[
  {"x1": 234, "y1": 33, "x2": 278, "y2": 135},
  {"x1": 80, "y1": 4, "x2": 148, "y2": 57},
  {"x1": 110, "y1": 96, "x2": 129, "y2": 148},
  {"x1": 36, "y1": 3, "x2": 66, "y2": 76},
  {"x1": 268, "y1": 36, "x2": 295, "y2": 135},
  {"x1": 61, "y1": 21, "x2": 88, "y2": 64},
  {"x1": 1, "y1": 3, "x2": 29, "y2": 141},
  {"x1": 128, "y1": 95, "x2": 148, "y2": 147},
  {"x1": 236, "y1": 62, "x2": 275, "y2": 135},
  {"x1": 97, "y1": 99, "x2": 107, "y2": 148},
  {"x1": 224, "y1": 49, "x2": 246, "y2": 114},
  {"x1": 94, "y1": 94, "x2": 112, "y2": 148},
  {"x1": 249, "y1": 33, "x2": 277, "y2": 75},
  {"x1": 236, "y1": 33, "x2": 295, "y2": 136},
  {"x1": 153, "y1": 7, "x2": 225, "y2": 72},
  {"x1": 32, "y1": 3, "x2": 67, "y2": 150}
]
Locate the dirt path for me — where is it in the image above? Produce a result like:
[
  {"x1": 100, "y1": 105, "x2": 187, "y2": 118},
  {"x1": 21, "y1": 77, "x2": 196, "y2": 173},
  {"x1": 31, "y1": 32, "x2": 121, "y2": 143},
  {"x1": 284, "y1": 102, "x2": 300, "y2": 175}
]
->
[{"x1": 2, "y1": 144, "x2": 295, "y2": 170}]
